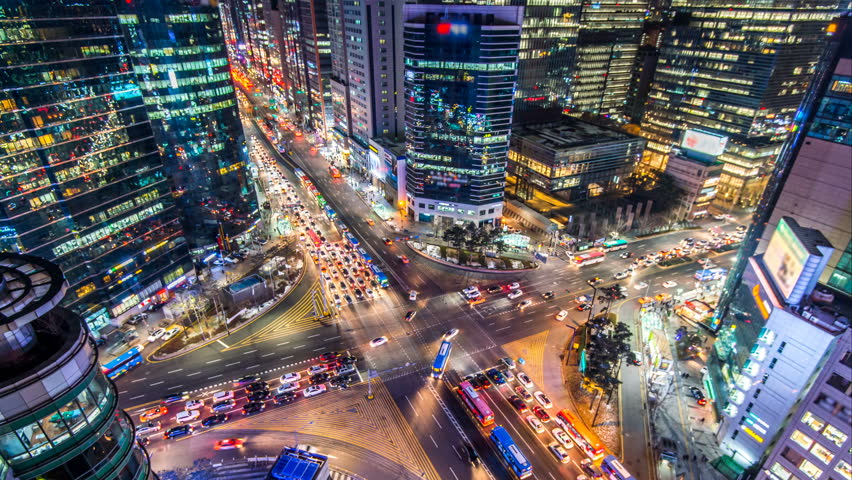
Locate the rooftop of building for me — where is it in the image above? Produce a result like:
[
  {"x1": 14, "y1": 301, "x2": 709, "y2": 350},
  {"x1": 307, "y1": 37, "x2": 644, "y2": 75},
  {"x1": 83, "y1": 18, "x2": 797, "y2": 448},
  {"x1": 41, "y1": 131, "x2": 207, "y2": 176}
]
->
[
  {"x1": 784, "y1": 216, "x2": 833, "y2": 258},
  {"x1": 511, "y1": 118, "x2": 640, "y2": 151},
  {"x1": 668, "y1": 148, "x2": 724, "y2": 167},
  {"x1": 267, "y1": 447, "x2": 328, "y2": 480}
]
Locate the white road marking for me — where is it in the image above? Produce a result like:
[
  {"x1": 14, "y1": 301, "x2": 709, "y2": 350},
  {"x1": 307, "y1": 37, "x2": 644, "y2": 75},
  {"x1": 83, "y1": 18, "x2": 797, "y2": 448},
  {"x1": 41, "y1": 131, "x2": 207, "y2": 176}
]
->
[
  {"x1": 281, "y1": 355, "x2": 294, "y2": 360},
  {"x1": 262, "y1": 352, "x2": 275, "y2": 357},
  {"x1": 294, "y1": 345, "x2": 305, "y2": 349},
  {"x1": 167, "y1": 369, "x2": 183, "y2": 374},
  {"x1": 429, "y1": 434, "x2": 438, "y2": 448},
  {"x1": 150, "y1": 381, "x2": 164, "y2": 387},
  {"x1": 404, "y1": 395, "x2": 419, "y2": 416},
  {"x1": 131, "y1": 377, "x2": 147, "y2": 383},
  {"x1": 432, "y1": 414, "x2": 442, "y2": 429},
  {"x1": 208, "y1": 374, "x2": 223, "y2": 380},
  {"x1": 325, "y1": 335, "x2": 341, "y2": 341},
  {"x1": 307, "y1": 333, "x2": 321, "y2": 338},
  {"x1": 217, "y1": 340, "x2": 230, "y2": 349},
  {"x1": 449, "y1": 467, "x2": 460, "y2": 480},
  {"x1": 187, "y1": 372, "x2": 201, "y2": 376},
  {"x1": 130, "y1": 395, "x2": 144, "y2": 400},
  {"x1": 225, "y1": 362, "x2": 241, "y2": 367},
  {"x1": 206, "y1": 359, "x2": 222, "y2": 364},
  {"x1": 243, "y1": 349, "x2": 257, "y2": 355},
  {"x1": 277, "y1": 341, "x2": 291, "y2": 346},
  {"x1": 246, "y1": 364, "x2": 260, "y2": 370},
  {"x1": 119, "y1": 390, "x2": 128, "y2": 394},
  {"x1": 495, "y1": 326, "x2": 510, "y2": 332}
]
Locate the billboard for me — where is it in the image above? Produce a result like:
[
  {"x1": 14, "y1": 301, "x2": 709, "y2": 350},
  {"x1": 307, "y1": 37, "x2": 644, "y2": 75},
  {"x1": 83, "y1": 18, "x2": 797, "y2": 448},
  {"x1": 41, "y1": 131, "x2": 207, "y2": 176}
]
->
[
  {"x1": 681, "y1": 129, "x2": 729, "y2": 156},
  {"x1": 762, "y1": 218, "x2": 809, "y2": 300}
]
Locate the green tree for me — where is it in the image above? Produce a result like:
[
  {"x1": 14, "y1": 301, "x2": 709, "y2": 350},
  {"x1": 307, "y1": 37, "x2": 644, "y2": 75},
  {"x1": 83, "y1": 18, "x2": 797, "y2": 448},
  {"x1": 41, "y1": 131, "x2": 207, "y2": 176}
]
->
[{"x1": 442, "y1": 225, "x2": 467, "y2": 250}]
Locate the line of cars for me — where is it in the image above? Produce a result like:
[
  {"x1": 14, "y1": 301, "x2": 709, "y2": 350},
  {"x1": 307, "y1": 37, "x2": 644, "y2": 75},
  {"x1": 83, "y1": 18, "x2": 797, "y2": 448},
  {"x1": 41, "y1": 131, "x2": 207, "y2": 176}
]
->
[
  {"x1": 461, "y1": 282, "x2": 552, "y2": 310},
  {"x1": 313, "y1": 239, "x2": 384, "y2": 307},
  {"x1": 135, "y1": 352, "x2": 360, "y2": 442}
]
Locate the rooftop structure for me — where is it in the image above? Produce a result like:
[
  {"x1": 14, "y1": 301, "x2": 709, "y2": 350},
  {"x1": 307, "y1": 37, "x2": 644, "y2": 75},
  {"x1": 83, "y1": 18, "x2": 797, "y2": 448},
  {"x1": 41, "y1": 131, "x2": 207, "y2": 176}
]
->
[{"x1": 266, "y1": 447, "x2": 330, "y2": 480}]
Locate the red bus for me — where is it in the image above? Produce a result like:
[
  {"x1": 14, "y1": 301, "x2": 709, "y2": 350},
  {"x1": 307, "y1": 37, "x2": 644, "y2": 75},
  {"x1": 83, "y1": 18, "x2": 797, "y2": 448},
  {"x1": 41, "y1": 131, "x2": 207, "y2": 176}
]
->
[
  {"x1": 306, "y1": 229, "x2": 322, "y2": 248},
  {"x1": 457, "y1": 381, "x2": 494, "y2": 426},
  {"x1": 555, "y1": 409, "x2": 605, "y2": 460},
  {"x1": 328, "y1": 166, "x2": 341, "y2": 178},
  {"x1": 573, "y1": 251, "x2": 606, "y2": 267}
]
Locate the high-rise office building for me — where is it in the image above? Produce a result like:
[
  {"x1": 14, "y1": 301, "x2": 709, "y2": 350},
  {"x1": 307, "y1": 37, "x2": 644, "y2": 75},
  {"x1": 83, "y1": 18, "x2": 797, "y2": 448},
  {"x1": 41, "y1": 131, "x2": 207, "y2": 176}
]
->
[
  {"x1": 402, "y1": 4, "x2": 522, "y2": 226},
  {"x1": 0, "y1": 0, "x2": 193, "y2": 333},
  {"x1": 118, "y1": 0, "x2": 259, "y2": 251},
  {"x1": 640, "y1": 0, "x2": 842, "y2": 208},
  {"x1": 0, "y1": 253, "x2": 151, "y2": 479}
]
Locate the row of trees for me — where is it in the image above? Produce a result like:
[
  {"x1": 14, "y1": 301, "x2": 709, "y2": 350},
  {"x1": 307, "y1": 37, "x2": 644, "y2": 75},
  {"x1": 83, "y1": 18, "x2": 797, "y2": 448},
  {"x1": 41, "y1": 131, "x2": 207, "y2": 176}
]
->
[
  {"x1": 441, "y1": 223, "x2": 509, "y2": 255},
  {"x1": 582, "y1": 315, "x2": 635, "y2": 422}
]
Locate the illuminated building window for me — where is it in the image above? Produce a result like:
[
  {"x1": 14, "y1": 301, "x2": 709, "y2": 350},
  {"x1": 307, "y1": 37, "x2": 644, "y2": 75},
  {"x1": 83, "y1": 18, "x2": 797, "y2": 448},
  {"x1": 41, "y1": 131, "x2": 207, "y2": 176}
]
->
[
  {"x1": 797, "y1": 460, "x2": 822, "y2": 480},
  {"x1": 808, "y1": 442, "x2": 833, "y2": 464},
  {"x1": 790, "y1": 430, "x2": 814, "y2": 450},
  {"x1": 821, "y1": 424, "x2": 847, "y2": 447},
  {"x1": 800, "y1": 411, "x2": 825, "y2": 432}
]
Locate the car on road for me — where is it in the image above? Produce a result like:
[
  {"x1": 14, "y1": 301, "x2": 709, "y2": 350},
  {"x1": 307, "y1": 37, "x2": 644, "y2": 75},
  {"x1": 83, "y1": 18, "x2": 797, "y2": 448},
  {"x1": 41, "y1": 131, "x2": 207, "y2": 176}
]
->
[
  {"x1": 517, "y1": 372, "x2": 533, "y2": 389},
  {"x1": 532, "y1": 405, "x2": 551, "y2": 423},
  {"x1": 551, "y1": 428, "x2": 573, "y2": 448},
  {"x1": 634, "y1": 282, "x2": 648, "y2": 290},
  {"x1": 135, "y1": 421, "x2": 162, "y2": 436},
  {"x1": 161, "y1": 393, "x2": 189, "y2": 405},
  {"x1": 185, "y1": 399, "x2": 204, "y2": 411},
  {"x1": 555, "y1": 310, "x2": 569, "y2": 321},
  {"x1": 549, "y1": 443, "x2": 570, "y2": 463},
  {"x1": 400, "y1": 255, "x2": 410, "y2": 264},
  {"x1": 245, "y1": 381, "x2": 269, "y2": 394},
  {"x1": 248, "y1": 389, "x2": 271, "y2": 402},
  {"x1": 339, "y1": 356, "x2": 357, "y2": 365},
  {"x1": 630, "y1": 352, "x2": 643, "y2": 366},
  {"x1": 534, "y1": 391, "x2": 553, "y2": 409},
  {"x1": 175, "y1": 410, "x2": 200, "y2": 423},
  {"x1": 309, "y1": 373, "x2": 331, "y2": 385},
  {"x1": 128, "y1": 313, "x2": 148, "y2": 325},
  {"x1": 280, "y1": 372, "x2": 302, "y2": 383},
  {"x1": 336, "y1": 364, "x2": 356, "y2": 377},
  {"x1": 526, "y1": 415, "x2": 545, "y2": 433},
  {"x1": 689, "y1": 386, "x2": 707, "y2": 405},
  {"x1": 576, "y1": 303, "x2": 592, "y2": 311},
  {"x1": 404, "y1": 310, "x2": 417, "y2": 322},
  {"x1": 161, "y1": 326, "x2": 182, "y2": 342},
  {"x1": 242, "y1": 401, "x2": 265, "y2": 416},
  {"x1": 475, "y1": 373, "x2": 492, "y2": 389},
  {"x1": 273, "y1": 392, "x2": 297, "y2": 405},
  {"x1": 443, "y1": 328, "x2": 459, "y2": 340},
  {"x1": 409, "y1": 290, "x2": 417, "y2": 301},
  {"x1": 201, "y1": 414, "x2": 228, "y2": 427},
  {"x1": 304, "y1": 385, "x2": 327, "y2": 397},
  {"x1": 163, "y1": 425, "x2": 193, "y2": 439},
  {"x1": 462, "y1": 286, "x2": 480, "y2": 296},
  {"x1": 500, "y1": 368, "x2": 515, "y2": 382},
  {"x1": 147, "y1": 328, "x2": 165, "y2": 342},
  {"x1": 344, "y1": 294, "x2": 354, "y2": 305},
  {"x1": 382, "y1": 237, "x2": 393, "y2": 245},
  {"x1": 370, "y1": 336, "x2": 388, "y2": 348},
  {"x1": 509, "y1": 395, "x2": 528, "y2": 413},
  {"x1": 614, "y1": 271, "x2": 629, "y2": 280},
  {"x1": 214, "y1": 438, "x2": 244, "y2": 450},
  {"x1": 662, "y1": 280, "x2": 678, "y2": 288},
  {"x1": 619, "y1": 251, "x2": 633, "y2": 259},
  {"x1": 468, "y1": 296, "x2": 485, "y2": 306},
  {"x1": 507, "y1": 289, "x2": 523, "y2": 300},
  {"x1": 500, "y1": 357, "x2": 517, "y2": 370},
  {"x1": 515, "y1": 385, "x2": 533, "y2": 402},
  {"x1": 587, "y1": 277, "x2": 603, "y2": 286},
  {"x1": 212, "y1": 390, "x2": 234, "y2": 403},
  {"x1": 365, "y1": 218, "x2": 375, "y2": 226},
  {"x1": 518, "y1": 299, "x2": 532, "y2": 309},
  {"x1": 234, "y1": 376, "x2": 261, "y2": 387},
  {"x1": 541, "y1": 291, "x2": 555, "y2": 300},
  {"x1": 308, "y1": 364, "x2": 329, "y2": 375},
  {"x1": 277, "y1": 382, "x2": 301, "y2": 395},
  {"x1": 354, "y1": 288, "x2": 364, "y2": 300},
  {"x1": 140, "y1": 406, "x2": 168, "y2": 422},
  {"x1": 580, "y1": 459, "x2": 600, "y2": 477},
  {"x1": 486, "y1": 368, "x2": 506, "y2": 385},
  {"x1": 486, "y1": 285, "x2": 502, "y2": 294}
]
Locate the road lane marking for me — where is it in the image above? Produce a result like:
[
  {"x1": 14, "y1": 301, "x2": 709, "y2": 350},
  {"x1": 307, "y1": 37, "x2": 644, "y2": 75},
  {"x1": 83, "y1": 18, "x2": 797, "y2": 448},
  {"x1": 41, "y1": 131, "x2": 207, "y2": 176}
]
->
[
  {"x1": 432, "y1": 414, "x2": 442, "y2": 429},
  {"x1": 262, "y1": 352, "x2": 275, "y2": 357},
  {"x1": 187, "y1": 372, "x2": 201, "y2": 376},
  {"x1": 169, "y1": 385, "x2": 184, "y2": 390},
  {"x1": 119, "y1": 390, "x2": 128, "y2": 394},
  {"x1": 495, "y1": 326, "x2": 510, "y2": 332},
  {"x1": 523, "y1": 319, "x2": 534, "y2": 323},
  {"x1": 312, "y1": 347, "x2": 325, "y2": 351},
  {"x1": 277, "y1": 341, "x2": 291, "y2": 346},
  {"x1": 131, "y1": 377, "x2": 147, "y2": 383},
  {"x1": 243, "y1": 349, "x2": 258, "y2": 355},
  {"x1": 206, "y1": 359, "x2": 222, "y2": 364},
  {"x1": 246, "y1": 364, "x2": 260, "y2": 370},
  {"x1": 150, "y1": 381, "x2": 164, "y2": 387},
  {"x1": 167, "y1": 369, "x2": 183, "y2": 374},
  {"x1": 281, "y1": 355, "x2": 294, "y2": 361},
  {"x1": 208, "y1": 374, "x2": 223, "y2": 380},
  {"x1": 294, "y1": 345, "x2": 305, "y2": 349},
  {"x1": 307, "y1": 333, "x2": 320, "y2": 338},
  {"x1": 404, "y1": 395, "x2": 419, "y2": 416},
  {"x1": 429, "y1": 434, "x2": 438, "y2": 448},
  {"x1": 225, "y1": 362, "x2": 241, "y2": 367},
  {"x1": 449, "y1": 467, "x2": 460, "y2": 480},
  {"x1": 325, "y1": 335, "x2": 341, "y2": 341},
  {"x1": 217, "y1": 340, "x2": 230, "y2": 349},
  {"x1": 130, "y1": 395, "x2": 144, "y2": 400}
]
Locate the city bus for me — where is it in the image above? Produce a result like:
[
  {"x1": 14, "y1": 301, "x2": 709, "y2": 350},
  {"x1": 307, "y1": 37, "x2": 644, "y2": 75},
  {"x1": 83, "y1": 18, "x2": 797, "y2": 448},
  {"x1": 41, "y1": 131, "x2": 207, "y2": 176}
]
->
[
  {"x1": 573, "y1": 251, "x2": 606, "y2": 267},
  {"x1": 315, "y1": 194, "x2": 327, "y2": 208},
  {"x1": 294, "y1": 168, "x2": 312, "y2": 189},
  {"x1": 555, "y1": 409, "x2": 606, "y2": 460},
  {"x1": 601, "y1": 239, "x2": 628, "y2": 252},
  {"x1": 601, "y1": 455, "x2": 635, "y2": 480},
  {"x1": 457, "y1": 380, "x2": 494, "y2": 426},
  {"x1": 102, "y1": 346, "x2": 144, "y2": 380},
  {"x1": 369, "y1": 264, "x2": 389, "y2": 288},
  {"x1": 344, "y1": 232, "x2": 360, "y2": 247},
  {"x1": 358, "y1": 247, "x2": 372, "y2": 263},
  {"x1": 695, "y1": 267, "x2": 727, "y2": 282},
  {"x1": 676, "y1": 300, "x2": 715, "y2": 324},
  {"x1": 328, "y1": 166, "x2": 341, "y2": 178},
  {"x1": 431, "y1": 341, "x2": 452, "y2": 378},
  {"x1": 306, "y1": 229, "x2": 322, "y2": 248},
  {"x1": 323, "y1": 205, "x2": 337, "y2": 220},
  {"x1": 490, "y1": 426, "x2": 532, "y2": 479}
]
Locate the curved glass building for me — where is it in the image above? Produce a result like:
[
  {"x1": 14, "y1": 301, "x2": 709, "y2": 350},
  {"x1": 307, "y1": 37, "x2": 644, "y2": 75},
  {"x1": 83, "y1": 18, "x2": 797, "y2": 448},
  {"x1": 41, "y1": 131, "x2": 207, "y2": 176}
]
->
[{"x1": 0, "y1": 253, "x2": 150, "y2": 479}]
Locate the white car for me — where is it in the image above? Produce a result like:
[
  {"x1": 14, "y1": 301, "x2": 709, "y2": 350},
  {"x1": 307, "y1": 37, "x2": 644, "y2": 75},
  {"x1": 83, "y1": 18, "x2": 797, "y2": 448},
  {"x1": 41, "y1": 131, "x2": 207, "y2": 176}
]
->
[
  {"x1": 614, "y1": 271, "x2": 629, "y2": 280},
  {"x1": 551, "y1": 428, "x2": 573, "y2": 448},
  {"x1": 443, "y1": 328, "x2": 459, "y2": 340},
  {"x1": 303, "y1": 385, "x2": 327, "y2": 397},
  {"x1": 507, "y1": 282, "x2": 520, "y2": 290},
  {"x1": 175, "y1": 410, "x2": 200, "y2": 424},
  {"x1": 212, "y1": 390, "x2": 234, "y2": 402},
  {"x1": 277, "y1": 382, "x2": 300, "y2": 394},
  {"x1": 370, "y1": 336, "x2": 388, "y2": 348},
  {"x1": 517, "y1": 372, "x2": 534, "y2": 389},
  {"x1": 185, "y1": 399, "x2": 204, "y2": 411},
  {"x1": 549, "y1": 443, "x2": 570, "y2": 463},
  {"x1": 555, "y1": 310, "x2": 569, "y2": 321},
  {"x1": 337, "y1": 364, "x2": 356, "y2": 376},
  {"x1": 365, "y1": 289, "x2": 375, "y2": 298},
  {"x1": 507, "y1": 289, "x2": 523, "y2": 300},
  {"x1": 534, "y1": 391, "x2": 553, "y2": 408},
  {"x1": 526, "y1": 415, "x2": 545, "y2": 433},
  {"x1": 135, "y1": 422, "x2": 161, "y2": 436},
  {"x1": 162, "y1": 326, "x2": 181, "y2": 341},
  {"x1": 464, "y1": 290, "x2": 482, "y2": 299},
  {"x1": 409, "y1": 290, "x2": 417, "y2": 301},
  {"x1": 280, "y1": 372, "x2": 301, "y2": 383},
  {"x1": 307, "y1": 364, "x2": 328, "y2": 375},
  {"x1": 634, "y1": 282, "x2": 648, "y2": 290},
  {"x1": 518, "y1": 300, "x2": 532, "y2": 309},
  {"x1": 147, "y1": 328, "x2": 165, "y2": 343},
  {"x1": 662, "y1": 281, "x2": 678, "y2": 288},
  {"x1": 462, "y1": 286, "x2": 479, "y2": 295}
]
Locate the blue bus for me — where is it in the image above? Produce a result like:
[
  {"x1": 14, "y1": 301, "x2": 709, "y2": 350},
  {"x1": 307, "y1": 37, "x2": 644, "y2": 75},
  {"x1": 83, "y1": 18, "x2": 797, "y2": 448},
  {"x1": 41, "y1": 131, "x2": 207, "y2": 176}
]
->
[
  {"x1": 490, "y1": 426, "x2": 532, "y2": 479},
  {"x1": 431, "y1": 341, "x2": 452, "y2": 378},
  {"x1": 369, "y1": 264, "x2": 389, "y2": 288},
  {"x1": 323, "y1": 205, "x2": 337, "y2": 220},
  {"x1": 102, "y1": 346, "x2": 144, "y2": 380},
  {"x1": 602, "y1": 455, "x2": 635, "y2": 480},
  {"x1": 695, "y1": 267, "x2": 727, "y2": 282},
  {"x1": 358, "y1": 247, "x2": 372, "y2": 263},
  {"x1": 344, "y1": 232, "x2": 360, "y2": 247}
]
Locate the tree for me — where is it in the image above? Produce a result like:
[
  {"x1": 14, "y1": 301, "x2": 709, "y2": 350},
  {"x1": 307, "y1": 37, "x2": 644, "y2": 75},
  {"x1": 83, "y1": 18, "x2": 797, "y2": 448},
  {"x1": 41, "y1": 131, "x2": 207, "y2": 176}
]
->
[{"x1": 442, "y1": 225, "x2": 467, "y2": 250}]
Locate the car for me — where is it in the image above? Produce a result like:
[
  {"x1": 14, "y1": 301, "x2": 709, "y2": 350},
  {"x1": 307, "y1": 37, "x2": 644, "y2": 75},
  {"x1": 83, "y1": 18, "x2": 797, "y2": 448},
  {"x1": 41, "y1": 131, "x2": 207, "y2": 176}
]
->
[
  {"x1": 551, "y1": 428, "x2": 573, "y2": 448},
  {"x1": 382, "y1": 237, "x2": 393, "y2": 245},
  {"x1": 185, "y1": 399, "x2": 204, "y2": 411},
  {"x1": 501, "y1": 368, "x2": 515, "y2": 381},
  {"x1": 534, "y1": 391, "x2": 553, "y2": 409},
  {"x1": 515, "y1": 385, "x2": 533, "y2": 402},
  {"x1": 541, "y1": 291, "x2": 555, "y2": 300},
  {"x1": 201, "y1": 414, "x2": 228, "y2": 427},
  {"x1": 549, "y1": 442, "x2": 570, "y2": 463},
  {"x1": 338, "y1": 281, "x2": 347, "y2": 290},
  {"x1": 465, "y1": 375, "x2": 483, "y2": 390},
  {"x1": 404, "y1": 310, "x2": 417, "y2": 322},
  {"x1": 370, "y1": 336, "x2": 388, "y2": 348},
  {"x1": 409, "y1": 290, "x2": 417, "y2": 301},
  {"x1": 162, "y1": 325, "x2": 181, "y2": 341},
  {"x1": 662, "y1": 280, "x2": 678, "y2": 288},
  {"x1": 630, "y1": 351, "x2": 643, "y2": 366},
  {"x1": 614, "y1": 271, "x2": 629, "y2": 280},
  {"x1": 619, "y1": 251, "x2": 633, "y2": 259},
  {"x1": 464, "y1": 289, "x2": 482, "y2": 300},
  {"x1": 210, "y1": 400, "x2": 236, "y2": 413},
  {"x1": 468, "y1": 295, "x2": 485, "y2": 306},
  {"x1": 509, "y1": 395, "x2": 528, "y2": 413},
  {"x1": 486, "y1": 285, "x2": 502, "y2": 294},
  {"x1": 532, "y1": 406, "x2": 551, "y2": 423},
  {"x1": 277, "y1": 382, "x2": 301, "y2": 394},
  {"x1": 175, "y1": 410, "x2": 200, "y2": 423},
  {"x1": 507, "y1": 289, "x2": 523, "y2": 300},
  {"x1": 576, "y1": 303, "x2": 592, "y2": 311},
  {"x1": 587, "y1": 277, "x2": 603, "y2": 286},
  {"x1": 280, "y1": 372, "x2": 302, "y2": 383},
  {"x1": 736, "y1": 224, "x2": 747, "y2": 232},
  {"x1": 634, "y1": 282, "x2": 649, "y2": 290},
  {"x1": 214, "y1": 438, "x2": 244, "y2": 450},
  {"x1": 161, "y1": 393, "x2": 189, "y2": 405},
  {"x1": 365, "y1": 218, "x2": 375, "y2": 226},
  {"x1": 463, "y1": 286, "x2": 480, "y2": 295},
  {"x1": 475, "y1": 373, "x2": 492, "y2": 389},
  {"x1": 517, "y1": 372, "x2": 533, "y2": 389},
  {"x1": 580, "y1": 459, "x2": 599, "y2": 477},
  {"x1": 135, "y1": 421, "x2": 162, "y2": 436},
  {"x1": 235, "y1": 376, "x2": 261, "y2": 387},
  {"x1": 518, "y1": 299, "x2": 532, "y2": 309},
  {"x1": 147, "y1": 328, "x2": 165, "y2": 342},
  {"x1": 242, "y1": 401, "x2": 266, "y2": 415},
  {"x1": 339, "y1": 355, "x2": 357, "y2": 365},
  {"x1": 443, "y1": 328, "x2": 459, "y2": 340},
  {"x1": 555, "y1": 310, "x2": 569, "y2": 321},
  {"x1": 273, "y1": 392, "x2": 297, "y2": 405},
  {"x1": 500, "y1": 357, "x2": 516, "y2": 370},
  {"x1": 128, "y1": 313, "x2": 148, "y2": 325},
  {"x1": 212, "y1": 390, "x2": 235, "y2": 403},
  {"x1": 354, "y1": 288, "x2": 364, "y2": 300},
  {"x1": 304, "y1": 384, "x2": 327, "y2": 397},
  {"x1": 344, "y1": 294, "x2": 354, "y2": 305},
  {"x1": 400, "y1": 255, "x2": 410, "y2": 264},
  {"x1": 140, "y1": 406, "x2": 168, "y2": 422},
  {"x1": 245, "y1": 381, "x2": 269, "y2": 393},
  {"x1": 689, "y1": 386, "x2": 707, "y2": 405},
  {"x1": 486, "y1": 368, "x2": 506, "y2": 385},
  {"x1": 308, "y1": 364, "x2": 329, "y2": 375},
  {"x1": 309, "y1": 373, "x2": 331, "y2": 385},
  {"x1": 248, "y1": 389, "x2": 271, "y2": 402},
  {"x1": 507, "y1": 282, "x2": 520, "y2": 290},
  {"x1": 526, "y1": 415, "x2": 545, "y2": 433},
  {"x1": 163, "y1": 425, "x2": 193, "y2": 439},
  {"x1": 337, "y1": 364, "x2": 356, "y2": 376}
]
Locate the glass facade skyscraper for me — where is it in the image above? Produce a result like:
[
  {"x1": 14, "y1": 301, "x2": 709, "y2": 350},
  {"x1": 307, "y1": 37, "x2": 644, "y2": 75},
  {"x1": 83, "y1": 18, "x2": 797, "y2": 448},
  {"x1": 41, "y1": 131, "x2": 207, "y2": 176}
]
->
[
  {"x1": 0, "y1": 0, "x2": 193, "y2": 333},
  {"x1": 118, "y1": 0, "x2": 259, "y2": 250},
  {"x1": 403, "y1": 5, "x2": 522, "y2": 226}
]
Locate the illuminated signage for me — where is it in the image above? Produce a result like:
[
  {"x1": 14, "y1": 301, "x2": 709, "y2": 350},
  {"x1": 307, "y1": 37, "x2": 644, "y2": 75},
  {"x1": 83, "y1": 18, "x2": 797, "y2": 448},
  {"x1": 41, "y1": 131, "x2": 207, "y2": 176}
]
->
[
  {"x1": 436, "y1": 23, "x2": 468, "y2": 35},
  {"x1": 681, "y1": 129, "x2": 728, "y2": 156},
  {"x1": 762, "y1": 218, "x2": 809, "y2": 300}
]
